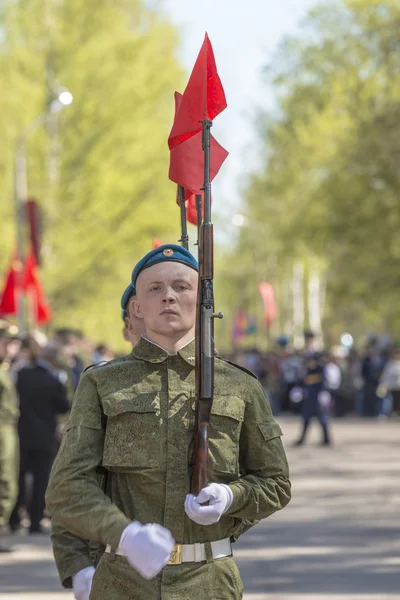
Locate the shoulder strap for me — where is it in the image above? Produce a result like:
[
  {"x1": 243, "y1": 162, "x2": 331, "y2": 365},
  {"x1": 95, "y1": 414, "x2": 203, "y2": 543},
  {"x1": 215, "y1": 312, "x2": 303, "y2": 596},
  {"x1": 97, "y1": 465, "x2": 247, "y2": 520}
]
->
[{"x1": 216, "y1": 355, "x2": 258, "y2": 380}]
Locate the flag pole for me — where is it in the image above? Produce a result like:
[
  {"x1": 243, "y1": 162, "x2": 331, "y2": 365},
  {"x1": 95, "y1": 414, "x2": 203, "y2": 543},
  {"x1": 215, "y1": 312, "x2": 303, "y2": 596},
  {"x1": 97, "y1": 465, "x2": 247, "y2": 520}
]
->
[{"x1": 14, "y1": 137, "x2": 28, "y2": 335}]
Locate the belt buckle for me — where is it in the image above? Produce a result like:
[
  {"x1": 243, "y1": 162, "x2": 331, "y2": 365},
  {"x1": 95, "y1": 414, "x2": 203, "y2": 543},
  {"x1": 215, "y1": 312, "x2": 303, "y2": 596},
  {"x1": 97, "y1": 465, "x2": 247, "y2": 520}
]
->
[{"x1": 168, "y1": 543, "x2": 183, "y2": 565}]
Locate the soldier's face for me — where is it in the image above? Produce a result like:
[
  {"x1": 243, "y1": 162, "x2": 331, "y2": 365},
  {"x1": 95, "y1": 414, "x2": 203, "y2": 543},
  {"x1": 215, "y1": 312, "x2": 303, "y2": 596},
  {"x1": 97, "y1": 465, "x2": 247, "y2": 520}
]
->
[{"x1": 133, "y1": 262, "x2": 198, "y2": 338}]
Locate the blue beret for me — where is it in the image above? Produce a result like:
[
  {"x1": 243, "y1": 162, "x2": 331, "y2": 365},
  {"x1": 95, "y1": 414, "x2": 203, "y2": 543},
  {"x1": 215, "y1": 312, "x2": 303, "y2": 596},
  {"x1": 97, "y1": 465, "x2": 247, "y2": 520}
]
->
[
  {"x1": 121, "y1": 282, "x2": 135, "y2": 321},
  {"x1": 131, "y1": 244, "x2": 198, "y2": 289}
]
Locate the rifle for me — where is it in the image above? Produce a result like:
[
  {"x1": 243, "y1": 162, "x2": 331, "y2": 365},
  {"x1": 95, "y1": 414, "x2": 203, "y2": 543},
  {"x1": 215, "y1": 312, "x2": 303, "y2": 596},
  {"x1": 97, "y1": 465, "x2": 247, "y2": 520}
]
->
[{"x1": 190, "y1": 119, "x2": 223, "y2": 495}]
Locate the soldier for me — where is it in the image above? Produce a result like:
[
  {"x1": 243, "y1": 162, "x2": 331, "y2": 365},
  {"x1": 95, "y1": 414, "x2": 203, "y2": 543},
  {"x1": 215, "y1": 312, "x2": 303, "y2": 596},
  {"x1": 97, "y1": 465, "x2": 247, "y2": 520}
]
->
[
  {"x1": 51, "y1": 283, "x2": 145, "y2": 600},
  {"x1": 46, "y1": 244, "x2": 291, "y2": 599},
  {"x1": 294, "y1": 331, "x2": 331, "y2": 446},
  {"x1": 121, "y1": 283, "x2": 143, "y2": 347},
  {"x1": 0, "y1": 327, "x2": 19, "y2": 553}
]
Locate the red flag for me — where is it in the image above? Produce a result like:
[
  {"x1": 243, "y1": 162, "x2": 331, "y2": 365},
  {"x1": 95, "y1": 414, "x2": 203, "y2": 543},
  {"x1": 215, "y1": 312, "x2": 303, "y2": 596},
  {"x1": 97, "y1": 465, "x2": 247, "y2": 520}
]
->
[
  {"x1": 168, "y1": 34, "x2": 228, "y2": 193},
  {"x1": 23, "y1": 251, "x2": 51, "y2": 325},
  {"x1": 169, "y1": 34, "x2": 227, "y2": 142},
  {"x1": 152, "y1": 237, "x2": 163, "y2": 249},
  {"x1": 0, "y1": 257, "x2": 22, "y2": 316},
  {"x1": 258, "y1": 282, "x2": 277, "y2": 327}
]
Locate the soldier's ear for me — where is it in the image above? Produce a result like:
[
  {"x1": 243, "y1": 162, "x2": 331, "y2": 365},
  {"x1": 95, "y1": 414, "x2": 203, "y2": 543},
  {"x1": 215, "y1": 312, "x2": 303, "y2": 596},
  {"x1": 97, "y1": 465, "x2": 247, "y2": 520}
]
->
[{"x1": 130, "y1": 297, "x2": 142, "y2": 319}]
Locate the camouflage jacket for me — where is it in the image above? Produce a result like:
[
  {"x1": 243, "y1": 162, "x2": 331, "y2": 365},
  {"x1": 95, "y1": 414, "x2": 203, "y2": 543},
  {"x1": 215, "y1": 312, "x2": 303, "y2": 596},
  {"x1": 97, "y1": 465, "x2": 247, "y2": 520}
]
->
[
  {"x1": 51, "y1": 519, "x2": 103, "y2": 588},
  {"x1": 46, "y1": 338, "x2": 290, "y2": 552},
  {"x1": 0, "y1": 365, "x2": 19, "y2": 425},
  {"x1": 0, "y1": 364, "x2": 19, "y2": 526}
]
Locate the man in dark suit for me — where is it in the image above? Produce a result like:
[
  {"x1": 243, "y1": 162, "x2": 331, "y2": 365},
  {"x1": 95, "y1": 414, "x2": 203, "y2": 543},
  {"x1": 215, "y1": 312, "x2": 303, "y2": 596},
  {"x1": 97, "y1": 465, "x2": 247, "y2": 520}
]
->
[{"x1": 9, "y1": 344, "x2": 70, "y2": 534}]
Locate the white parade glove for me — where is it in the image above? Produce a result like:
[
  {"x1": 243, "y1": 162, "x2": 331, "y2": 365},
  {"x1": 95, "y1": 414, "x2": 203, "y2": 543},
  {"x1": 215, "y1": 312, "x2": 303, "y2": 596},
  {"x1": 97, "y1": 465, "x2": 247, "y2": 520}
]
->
[
  {"x1": 184, "y1": 483, "x2": 233, "y2": 526},
  {"x1": 118, "y1": 521, "x2": 175, "y2": 580},
  {"x1": 72, "y1": 566, "x2": 95, "y2": 600}
]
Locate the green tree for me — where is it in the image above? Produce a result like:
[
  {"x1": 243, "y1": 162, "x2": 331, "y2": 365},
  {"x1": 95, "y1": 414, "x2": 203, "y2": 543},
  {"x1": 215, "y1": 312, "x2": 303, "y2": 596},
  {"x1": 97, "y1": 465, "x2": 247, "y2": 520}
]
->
[
  {"x1": 0, "y1": 0, "x2": 183, "y2": 349},
  {"x1": 232, "y1": 0, "x2": 400, "y2": 344}
]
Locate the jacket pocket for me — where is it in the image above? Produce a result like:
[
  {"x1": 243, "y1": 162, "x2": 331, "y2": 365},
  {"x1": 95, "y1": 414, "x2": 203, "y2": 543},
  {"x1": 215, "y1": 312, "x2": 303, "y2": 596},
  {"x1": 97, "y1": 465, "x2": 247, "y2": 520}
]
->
[
  {"x1": 257, "y1": 421, "x2": 283, "y2": 441},
  {"x1": 102, "y1": 392, "x2": 160, "y2": 469},
  {"x1": 208, "y1": 396, "x2": 245, "y2": 475}
]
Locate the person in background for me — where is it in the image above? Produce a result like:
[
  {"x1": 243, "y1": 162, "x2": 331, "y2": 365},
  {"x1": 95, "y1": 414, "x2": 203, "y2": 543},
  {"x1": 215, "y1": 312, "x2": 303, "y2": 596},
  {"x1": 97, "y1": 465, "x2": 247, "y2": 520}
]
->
[
  {"x1": 92, "y1": 344, "x2": 114, "y2": 365},
  {"x1": 9, "y1": 335, "x2": 42, "y2": 382},
  {"x1": 294, "y1": 331, "x2": 331, "y2": 446},
  {"x1": 377, "y1": 343, "x2": 400, "y2": 418},
  {"x1": 324, "y1": 352, "x2": 342, "y2": 416},
  {"x1": 53, "y1": 329, "x2": 85, "y2": 391},
  {"x1": 361, "y1": 336, "x2": 383, "y2": 417},
  {"x1": 9, "y1": 344, "x2": 69, "y2": 534},
  {"x1": 0, "y1": 327, "x2": 19, "y2": 552},
  {"x1": 303, "y1": 330, "x2": 317, "y2": 355},
  {"x1": 277, "y1": 336, "x2": 303, "y2": 414}
]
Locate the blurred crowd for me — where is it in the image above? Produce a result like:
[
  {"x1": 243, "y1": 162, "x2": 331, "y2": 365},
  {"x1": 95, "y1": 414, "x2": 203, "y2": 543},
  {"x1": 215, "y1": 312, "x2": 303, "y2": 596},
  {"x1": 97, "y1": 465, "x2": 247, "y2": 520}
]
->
[
  {"x1": 0, "y1": 324, "x2": 118, "y2": 545},
  {"x1": 229, "y1": 332, "x2": 400, "y2": 420},
  {"x1": 6, "y1": 327, "x2": 117, "y2": 391},
  {"x1": 1, "y1": 322, "x2": 399, "y2": 545}
]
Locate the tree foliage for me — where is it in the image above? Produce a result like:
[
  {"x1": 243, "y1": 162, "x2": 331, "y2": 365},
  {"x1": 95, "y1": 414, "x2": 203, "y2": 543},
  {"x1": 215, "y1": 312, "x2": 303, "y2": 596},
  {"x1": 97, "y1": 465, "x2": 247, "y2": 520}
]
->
[
  {"x1": 233, "y1": 0, "x2": 400, "y2": 343},
  {"x1": 0, "y1": 0, "x2": 183, "y2": 349}
]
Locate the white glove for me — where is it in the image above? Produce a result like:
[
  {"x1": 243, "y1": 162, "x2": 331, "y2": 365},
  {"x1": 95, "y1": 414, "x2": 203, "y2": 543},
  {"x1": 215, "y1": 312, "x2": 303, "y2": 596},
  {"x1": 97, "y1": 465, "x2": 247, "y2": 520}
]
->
[
  {"x1": 72, "y1": 566, "x2": 95, "y2": 600},
  {"x1": 118, "y1": 521, "x2": 175, "y2": 580},
  {"x1": 184, "y1": 483, "x2": 233, "y2": 526}
]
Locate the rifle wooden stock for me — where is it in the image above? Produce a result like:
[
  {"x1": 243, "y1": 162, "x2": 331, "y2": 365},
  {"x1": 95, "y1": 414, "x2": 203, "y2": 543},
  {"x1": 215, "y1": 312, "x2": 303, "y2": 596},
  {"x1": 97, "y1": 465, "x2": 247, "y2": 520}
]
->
[
  {"x1": 191, "y1": 222, "x2": 217, "y2": 494},
  {"x1": 190, "y1": 403, "x2": 212, "y2": 495}
]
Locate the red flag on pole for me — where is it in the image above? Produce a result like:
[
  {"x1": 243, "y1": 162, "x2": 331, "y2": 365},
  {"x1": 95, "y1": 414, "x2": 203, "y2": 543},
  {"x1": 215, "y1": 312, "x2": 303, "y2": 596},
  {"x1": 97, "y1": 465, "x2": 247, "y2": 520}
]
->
[
  {"x1": 169, "y1": 34, "x2": 227, "y2": 137},
  {"x1": 23, "y1": 251, "x2": 51, "y2": 325},
  {"x1": 258, "y1": 282, "x2": 278, "y2": 327},
  {"x1": 0, "y1": 257, "x2": 21, "y2": 316},
  {"x1": 168, "y1": 34, "x2": 228, "y2": 194}
]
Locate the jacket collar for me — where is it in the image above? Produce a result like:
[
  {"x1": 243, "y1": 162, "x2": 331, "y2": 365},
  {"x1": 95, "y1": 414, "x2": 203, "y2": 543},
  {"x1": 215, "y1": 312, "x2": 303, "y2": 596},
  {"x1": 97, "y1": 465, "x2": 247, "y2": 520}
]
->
[{"x1": 131, "y1": 336, "x2": 195, "y2": 367}]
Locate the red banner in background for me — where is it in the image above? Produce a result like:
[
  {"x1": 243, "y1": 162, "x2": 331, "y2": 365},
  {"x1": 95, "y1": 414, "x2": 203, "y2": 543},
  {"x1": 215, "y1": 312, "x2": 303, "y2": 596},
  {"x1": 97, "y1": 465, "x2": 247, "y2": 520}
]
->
[
  {"x1": 232, "y1": 308, "x2": 257, "y2": 345},
  {"x1": 0, "y1": 257, "x2": 21, "y2": 316},
  {"x1": 0, "y1": 249, "x2": 51, "y2": 325},
  {"x1": 23, "y1": 251, "x2": 51, "y2": 325},
  {"x1": 258, "y1": 282, "x2": 277, "y2": 328}
]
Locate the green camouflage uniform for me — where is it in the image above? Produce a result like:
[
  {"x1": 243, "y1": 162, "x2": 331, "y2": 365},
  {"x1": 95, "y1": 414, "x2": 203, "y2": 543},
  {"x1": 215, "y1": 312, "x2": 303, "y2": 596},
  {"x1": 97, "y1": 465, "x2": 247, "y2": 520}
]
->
[
  {"x1": 51, "y1": 519, "x2": 103, "y2": 587},
  {"x1": 0, "y1": 364, "x2": 19, "y2": 528},
  {"x1": 46, "y1": 338, "x2": 290, "y2": 599},
  {"x1": 51, "y1": 464, "x2": 107, "y2": 587}
]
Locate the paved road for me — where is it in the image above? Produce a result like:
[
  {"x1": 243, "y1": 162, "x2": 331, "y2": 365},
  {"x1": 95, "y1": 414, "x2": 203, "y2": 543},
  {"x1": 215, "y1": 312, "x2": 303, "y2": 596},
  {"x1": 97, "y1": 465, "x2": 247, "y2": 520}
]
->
[{"x1": 1, "y1": 417, "x2": 399, "y2": 600}]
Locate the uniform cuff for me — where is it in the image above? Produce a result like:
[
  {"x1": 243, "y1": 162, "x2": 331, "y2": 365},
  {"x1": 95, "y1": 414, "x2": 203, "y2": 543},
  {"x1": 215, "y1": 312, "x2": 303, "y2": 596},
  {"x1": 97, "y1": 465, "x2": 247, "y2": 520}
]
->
[
  {"x1": 108, "y1": 518, "x2": 132, "y2": 551},
  {"x1": 60, "y1": 556, "x2": 95, "y2": 589},
  {"x1": 222, "y1": 483, "x2": 247, "y2": 516}
]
